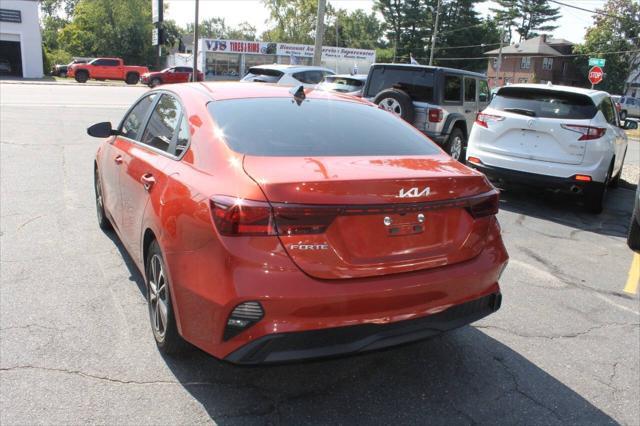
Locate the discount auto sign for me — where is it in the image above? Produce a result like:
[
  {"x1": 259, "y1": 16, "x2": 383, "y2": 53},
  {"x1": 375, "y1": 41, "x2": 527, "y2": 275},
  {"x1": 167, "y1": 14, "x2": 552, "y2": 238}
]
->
[{"x1": 588, "y1": 66, "x2": 604, "y2": 85}]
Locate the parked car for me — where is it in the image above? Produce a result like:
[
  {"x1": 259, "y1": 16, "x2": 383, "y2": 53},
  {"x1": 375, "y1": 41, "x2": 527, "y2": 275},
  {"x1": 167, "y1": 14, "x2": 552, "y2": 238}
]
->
[
  {"x1": 467, "y1": 84, "x2": 635, "y2": 213},
  {"x1": 628, "y1": 177, "x2": 640, "y2": 253},
  {"x1": 0, "y1": 58, "x2": 12, "y2": 74},
  {"x1": 87, "y1": 83, "x2": 508, "y2": 364},
  {"x1": 141, "y1": 66, "x2": 204, "y2": 87},
  {"x1": 51, "y1": 58, "x2": 92, "y2": 78},
  {"x1": 241, "y1": 64, "x2": 335, "y2": 88},
  {"x1": 619, "y1": 96, "x2": 640, "y2": 121},
  {"x1": 362, "y1": 64, "x2": 491, "y2": 162},
  {"x1": 611, "y1": 95, "x2": 622, "y2": 115},
  {"x1": 68, "y1": 57, "x2": 149, "y2": 84},
  {"x1": 318, "y1": 74, "x2": 367, "y2": 96}
]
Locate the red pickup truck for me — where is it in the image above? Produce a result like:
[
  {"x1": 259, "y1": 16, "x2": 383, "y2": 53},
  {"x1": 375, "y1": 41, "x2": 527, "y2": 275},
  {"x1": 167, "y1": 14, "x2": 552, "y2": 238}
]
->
[{"x1": 68, "y1": 57, "x2": 149, "y2": 85}]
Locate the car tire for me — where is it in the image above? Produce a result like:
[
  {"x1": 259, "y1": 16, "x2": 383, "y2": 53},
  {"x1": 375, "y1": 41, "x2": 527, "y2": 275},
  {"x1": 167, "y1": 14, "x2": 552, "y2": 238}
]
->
[
  {"x1": 445, "y1": 127, "x2": 467, "y2": 162},
  {"x1": 125, "y1": 73, "x2": 140, "y2": 85},
  {"x1": 146, "y1": 240, "x2": 187, "y2": 355},
  {"x1": 75, "y1": 71, "x2": 89, "y2": 83},
  {"x1": 150, "y1": 77, "x2": 162, "y2": 87},
  {"x1": 619, "y1": 110, "x2": 627, "y2": 121},
  {"x1": 94, "y1": 167, "x2": 112, "y2": 231},
  {"x1": 628, "y1": 214, "x2": 640, "y2": 252},
  {"x1": 373, "y1": 89, "x2": 415, "y2": 123},
  {"x1": 584, "y1": 165, "x2": 611, "y2": 214}
]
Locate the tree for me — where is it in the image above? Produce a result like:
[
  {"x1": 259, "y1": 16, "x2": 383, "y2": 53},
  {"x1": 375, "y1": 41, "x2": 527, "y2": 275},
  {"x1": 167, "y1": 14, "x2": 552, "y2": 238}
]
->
[
  {"x1": 490, "y1": 0, "x2": 560, "y2": 41},
  {"x1": 185, "y1": 18, "x2": 257, "y2": 40},
  {"x1": 261, "y1": 0, "x2": 334, "y2": 44},
  {"x1": 58, "y1": 0, "x2": 155, "y2": 66},
  {"x1": 323, "y1": 9, "x2": 384, "y2": 50},
  {"x1": 573, "y1": 0, "x2": 640, "y2": 93}
]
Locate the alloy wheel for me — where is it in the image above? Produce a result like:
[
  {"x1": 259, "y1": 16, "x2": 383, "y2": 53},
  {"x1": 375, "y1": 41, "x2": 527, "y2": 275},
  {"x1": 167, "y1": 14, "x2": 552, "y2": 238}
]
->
[
  {"x1": 148, "y1": 254, "x2": 168, "y2": 339},
  {"x1": 450, "y1": 136, "x2": 463, "y2": 161},
  {"x1": 379, "y1": 98, "x2": 402, "y2": 116},
  {"x1": 95, "y1": 170, "x2": 104, "y2": 221}
]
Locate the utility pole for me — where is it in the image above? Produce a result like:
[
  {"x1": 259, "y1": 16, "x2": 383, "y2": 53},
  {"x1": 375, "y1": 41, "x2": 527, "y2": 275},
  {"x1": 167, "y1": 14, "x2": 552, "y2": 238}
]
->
[
  {"x1": 335, "y1": 17, "x2": 339, "y2": 73},
  {"x1": 313, "y1": 0, "x2": 326, "y2": 66},
  {"x1": 429, "y1": 0, "x2": 441, "y2": 66},
  {"x1": 496, "y1": 26, "x2": 506, "y2": 87},
  {"x1": 192, "y1": 0, "x2": 199, "y2": 82}
]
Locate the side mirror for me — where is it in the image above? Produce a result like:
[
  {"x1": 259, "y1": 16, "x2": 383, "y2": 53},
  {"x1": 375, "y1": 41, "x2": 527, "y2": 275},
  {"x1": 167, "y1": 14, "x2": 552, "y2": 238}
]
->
[
  {"x1": 87, "y1": 122, "x2": 118, "y2": 138},
  {"x1": 623, "y1": 120, "x2": 638, "y2": 130}
]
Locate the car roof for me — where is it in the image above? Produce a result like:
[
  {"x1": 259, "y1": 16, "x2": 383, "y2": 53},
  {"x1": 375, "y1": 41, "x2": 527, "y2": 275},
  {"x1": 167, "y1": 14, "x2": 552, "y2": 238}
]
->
[
  {"x1": 248, "y1": 64, "x2": 335, "y2": 73},
  {"x1": 180, "y1": 81, "x2": 371, "y2": 103},
  {"x1": 370, "y1": 63, "x2": 487, "y2": 79},
  {"x1": 497, "y1": 83, "x2": 608, "y2": 99},
  {"x1": 326, "y1": 74, "x2": 368, "y2": 81}
]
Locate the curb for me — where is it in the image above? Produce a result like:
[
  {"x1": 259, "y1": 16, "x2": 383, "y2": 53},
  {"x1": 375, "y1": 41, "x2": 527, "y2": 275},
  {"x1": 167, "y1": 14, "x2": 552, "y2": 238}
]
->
[{"x1": 0, "y1": 79, "x2": 146, "y2": 88}]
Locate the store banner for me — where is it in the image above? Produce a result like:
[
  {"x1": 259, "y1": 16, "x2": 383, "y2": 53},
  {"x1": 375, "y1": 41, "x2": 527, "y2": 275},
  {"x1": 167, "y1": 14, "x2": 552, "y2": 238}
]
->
[{"x1": 201, "y1": 39, "x2": 375, "y2": 61}]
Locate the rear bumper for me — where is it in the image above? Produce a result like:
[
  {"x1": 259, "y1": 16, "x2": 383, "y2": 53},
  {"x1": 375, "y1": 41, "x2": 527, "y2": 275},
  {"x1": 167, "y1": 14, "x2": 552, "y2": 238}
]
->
[
  {"x1": 468, "y1": 162, "x2": 603, "y2": 195},
  {"x1": 225, "y1": 292, "x2": 501, "y2": 364}
]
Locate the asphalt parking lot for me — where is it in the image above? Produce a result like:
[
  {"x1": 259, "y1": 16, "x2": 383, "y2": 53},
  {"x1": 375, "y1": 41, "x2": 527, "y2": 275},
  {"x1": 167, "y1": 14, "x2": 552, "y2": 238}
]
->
[{"x1": 1, "y1": 82, "x2": 639, "y2": 425}]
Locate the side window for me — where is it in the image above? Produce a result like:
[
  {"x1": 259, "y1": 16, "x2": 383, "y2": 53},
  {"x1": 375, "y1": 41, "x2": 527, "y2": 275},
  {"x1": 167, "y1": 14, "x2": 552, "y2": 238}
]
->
[
  {"x1": 104, "y1": 59, "x2": 119, "y2": 66},
  {"x1": 175, "y1": 115, "x2": 190, "y2": 156},
  {"x1": 599, "y1": 97, "x2": 616, "y2": 125},
  {"x1": 478, "y1": 80, "x2": 490, "y2": 103},
  {"x1": 140, "y1": 94, "x2": 182, "y2": 153},
  {"x1": 464, "y1": 77, "x2": 476, "y2": 102},
  {"x1": 293, "y1": 71, "x2": 324, "y2": 84},
  {"x1": 120, "y1": 94, "x2": 158, "y2": 141},
  {"x1": 92, "y1": 59, "x2": 106, "y2": 66},
  {"x1": 444, "y1": 75, "x2": 462, "y2": 103}
]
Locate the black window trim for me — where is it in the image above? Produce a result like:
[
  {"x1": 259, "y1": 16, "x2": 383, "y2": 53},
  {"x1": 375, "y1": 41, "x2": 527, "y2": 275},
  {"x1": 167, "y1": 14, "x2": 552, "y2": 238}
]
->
[
  {"x1": 116, "y1": 90, "x2": 191, "y2": 161},
  {"x1": 463, "y1": 76, "x2": 477, "y2": 103}
]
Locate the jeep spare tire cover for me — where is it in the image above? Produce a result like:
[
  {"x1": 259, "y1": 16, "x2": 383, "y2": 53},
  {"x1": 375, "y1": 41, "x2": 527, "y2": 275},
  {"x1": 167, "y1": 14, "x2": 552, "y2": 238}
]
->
[{"x1": 374, "y1": 89, "x2": 415, "y2": 123}]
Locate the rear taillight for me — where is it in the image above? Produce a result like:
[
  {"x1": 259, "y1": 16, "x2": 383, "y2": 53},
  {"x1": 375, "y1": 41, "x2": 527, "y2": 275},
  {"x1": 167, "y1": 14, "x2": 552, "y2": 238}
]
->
[
  {"x1": 475, "y1": 112, "x2": 505, "y2": 128},
  {"x1": 210, "y1": 196, "x2": 276, "y2": 236},
  {"x1": 561, "y1": 124, "x2": 606, "y2": 141},
  {"x1": 428, "y1": 108, "x2": 443, "y2": 123},
  {"x1": 466, "y1": 192, "x2": 499, "y2": 218},
  {"x1": 210, "y1": 197, "x2": 336, "y2": 236}
]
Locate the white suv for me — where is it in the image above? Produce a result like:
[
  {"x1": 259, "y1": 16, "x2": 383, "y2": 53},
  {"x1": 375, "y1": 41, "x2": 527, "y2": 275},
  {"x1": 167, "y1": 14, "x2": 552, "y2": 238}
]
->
[
  {"x1": 467, "y1": 84, "x2": 636, "y2": 213},
  {"x1": 241, "y1": 65, "x2": 335, "y2": 88}
]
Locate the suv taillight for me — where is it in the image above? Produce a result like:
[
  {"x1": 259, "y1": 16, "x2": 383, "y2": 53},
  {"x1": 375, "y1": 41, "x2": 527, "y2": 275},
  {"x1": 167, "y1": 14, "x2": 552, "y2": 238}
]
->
[
  {"x1": 475, "y1": 112, "x2": 504, "y2": 128},
  {"x1": 210, "y1": 196, "x2": 336, "y2": 236},
  {"x1": 428, "y1": 108, "x2": 443, "y2": 123},
  {"x1": 561, "y1": 124, "x2": 606, "y2": 141}
]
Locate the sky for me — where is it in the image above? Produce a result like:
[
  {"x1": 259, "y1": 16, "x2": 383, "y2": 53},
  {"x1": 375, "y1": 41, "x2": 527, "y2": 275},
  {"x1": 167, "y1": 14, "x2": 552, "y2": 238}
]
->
[{"x1": 165, "y1": 0, "x2": 607, "y2": 45}]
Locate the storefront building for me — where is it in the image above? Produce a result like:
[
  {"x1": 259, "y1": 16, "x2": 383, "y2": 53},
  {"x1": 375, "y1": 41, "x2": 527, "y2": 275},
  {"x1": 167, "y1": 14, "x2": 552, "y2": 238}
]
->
[
  {"x1": 192, "y1": 39, "x2": 376, "y2": 79},
  {"x1": 0, "y1": 0, "x2": 44, "y2": 78}
]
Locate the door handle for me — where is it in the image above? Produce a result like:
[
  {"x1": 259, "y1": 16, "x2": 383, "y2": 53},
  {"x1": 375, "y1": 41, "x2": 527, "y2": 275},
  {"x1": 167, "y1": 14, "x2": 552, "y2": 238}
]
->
[
  {"x1": 114, "y1": 155, "x2": 123, "y2": 165},
  {"x1": 465, "y1": 109, "x2": 472, "y2": 113},
  {"x1": 140, "y1": 173, "x2": 155, "y2": 191}
]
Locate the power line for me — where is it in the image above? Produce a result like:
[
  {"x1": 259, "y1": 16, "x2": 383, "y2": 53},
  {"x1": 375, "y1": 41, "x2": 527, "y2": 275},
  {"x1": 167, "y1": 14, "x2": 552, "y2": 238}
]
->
[
  {"x1": 395, "y1": 48, "x2": 640, "y2": 62},
  {"x1": 547, "y1": 0, "x2": 635, "y2": 21}
]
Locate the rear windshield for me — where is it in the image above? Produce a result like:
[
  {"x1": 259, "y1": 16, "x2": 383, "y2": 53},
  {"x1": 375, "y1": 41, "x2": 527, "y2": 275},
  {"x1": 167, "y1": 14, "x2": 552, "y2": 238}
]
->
[
  {"x1": 491, "y1": 87, "x2": 597, "y2": 119},
  {"x1": 207, "y1": 98, "x2": 440, "y2": 157},
  {"x1": 319, "y1": 76, "x2": 364, "y2": 93},
  {"x1": 242, "y1": 67, "x2": 284, "y2": 83},
  {"x1": 365, "y1": 67, "x2": 434, "y2": 103}
]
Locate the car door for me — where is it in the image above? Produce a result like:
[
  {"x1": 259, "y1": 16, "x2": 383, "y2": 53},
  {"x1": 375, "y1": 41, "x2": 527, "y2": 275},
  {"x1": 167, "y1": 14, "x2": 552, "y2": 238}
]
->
[
  {"x1": 103, "y1": 93, "x2": 159, "y2": 230},
  {"x1": 118, "y1": 93, "x2": 184, "y2": 264},
  {"x1": 96, "y1": 59, "x2": 120, "y2": 80},
  {"x1": 599, "y1": 96, "x2": 627, "y2": 175},
  {"x1": 463, "y1": 77, "x2": 478, "y2": 131},
  {"x1": 165, "y1": 68, "x2": 179, "y2": 84},
  {"x1": 478, "y1": 79, "x2": 490, "y2": 111},
  {"x1": 174, "y1": 67, "x2": 192, "y2": 83}
]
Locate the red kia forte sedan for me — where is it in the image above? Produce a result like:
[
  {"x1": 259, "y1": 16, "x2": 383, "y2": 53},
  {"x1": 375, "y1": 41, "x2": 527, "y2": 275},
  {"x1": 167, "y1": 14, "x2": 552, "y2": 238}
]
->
[{"x1": 88, "y1": 83, "x2": 508, "y2": 364}]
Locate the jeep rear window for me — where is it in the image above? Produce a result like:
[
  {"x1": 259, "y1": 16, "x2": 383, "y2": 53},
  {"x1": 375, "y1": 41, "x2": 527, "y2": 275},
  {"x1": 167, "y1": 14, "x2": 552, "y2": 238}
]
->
[
  {"x1": 365, "y1": 68, "x2": 434, "y2": 103},
  {"x1": 491, "y1": 87, "x2": 597, "y2": 119},
  {"x1": 208, "y1": 98, "x2": 440, "y2": 157}
]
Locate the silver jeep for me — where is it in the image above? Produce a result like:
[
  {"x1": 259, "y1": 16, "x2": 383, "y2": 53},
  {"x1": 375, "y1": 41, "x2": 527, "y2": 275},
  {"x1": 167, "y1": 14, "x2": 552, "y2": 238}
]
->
[{"x1": 363, "y1": 64, "x2": 490, "y2": 161}]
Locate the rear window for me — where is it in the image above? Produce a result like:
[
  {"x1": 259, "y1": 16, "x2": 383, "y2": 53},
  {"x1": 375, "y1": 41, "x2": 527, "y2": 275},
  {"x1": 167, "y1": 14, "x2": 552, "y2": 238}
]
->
[
  {"x1": 208, "y1": 98, "x2": 440, "y2": 157},
  {"x1": 319, "y1": 76, "x2": 364, "y2": 93},
  {"x1": 365, "y1": 67, "x2": 434, "y2": 103},
  {"x1": 491, "y1": 87, "x2": 597, "y2": 119},
  {"x1": 242, "y1": 67, "x2": 284, "y2": 83}
]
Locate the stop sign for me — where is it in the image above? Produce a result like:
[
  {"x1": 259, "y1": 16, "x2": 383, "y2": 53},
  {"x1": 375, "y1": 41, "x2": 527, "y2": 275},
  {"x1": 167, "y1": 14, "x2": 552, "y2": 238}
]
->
[{"x1": 588, "y1": 66, "x2": 604, "y2": 85}]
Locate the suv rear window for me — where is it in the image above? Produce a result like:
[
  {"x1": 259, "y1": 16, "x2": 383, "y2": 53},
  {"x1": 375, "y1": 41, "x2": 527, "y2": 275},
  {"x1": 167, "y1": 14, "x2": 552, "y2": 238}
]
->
[
  {"x1": 365, "y1": 67, "x2": 434, "y2": 103},
  {"x1": 243, "y1": 67, "x2": 284, "y2": 83},
  {"x1": 208, "y1": 98, "x2": 440, "y2": 157},
  {"x1": 491, "y1": 87, "x2": 597, "y2": 119}
]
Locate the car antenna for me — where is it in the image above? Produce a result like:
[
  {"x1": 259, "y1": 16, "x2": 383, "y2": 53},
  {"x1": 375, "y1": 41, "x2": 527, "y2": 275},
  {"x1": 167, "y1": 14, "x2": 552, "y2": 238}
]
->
[{"x1": 290, "y1": 85, "x2": 306, "y2": 106}]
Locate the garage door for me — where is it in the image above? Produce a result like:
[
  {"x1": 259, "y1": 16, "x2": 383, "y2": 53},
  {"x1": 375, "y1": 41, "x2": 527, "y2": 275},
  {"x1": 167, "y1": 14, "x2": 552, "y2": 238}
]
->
[{"x1": 0, "y1": 34, "x2": 22, "y2": 77}]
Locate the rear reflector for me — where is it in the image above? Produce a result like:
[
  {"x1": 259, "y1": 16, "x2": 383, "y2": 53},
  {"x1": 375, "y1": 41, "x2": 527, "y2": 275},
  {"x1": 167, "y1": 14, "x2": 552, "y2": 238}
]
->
[
  {"x1": 572, "y1": 174, "x2": 592, "y2": 182},
  {"x1": 428, "y1": 108, "x2": 443, "y2": 123},
  {"x1": 211, "y1": 190, "x2": 500, "y2": 236},
  {"x1": 224, "y1": 301, "x2": 264, "y2": 340},
  {"x1": 467, "y1": 156, "x2": 483, "y2": 165},
  {"x1": 475, "y1": 112, "x2": 504, "y2": 128},
  {"x1": 561, "y1": 124, "x2": 606, "y2": 141}
]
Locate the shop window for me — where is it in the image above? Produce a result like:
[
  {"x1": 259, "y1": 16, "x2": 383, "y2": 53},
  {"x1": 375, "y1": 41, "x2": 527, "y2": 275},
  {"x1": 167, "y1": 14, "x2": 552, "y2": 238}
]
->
[{"x1": 205, "y1": 52, "x2": 240, "y2": 78}]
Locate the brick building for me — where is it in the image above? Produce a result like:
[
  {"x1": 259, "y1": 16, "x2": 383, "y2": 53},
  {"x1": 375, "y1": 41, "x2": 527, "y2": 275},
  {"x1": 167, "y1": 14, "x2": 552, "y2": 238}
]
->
[{"x1": 484, "y1": 35, "x2": 584, "y2": 88}]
